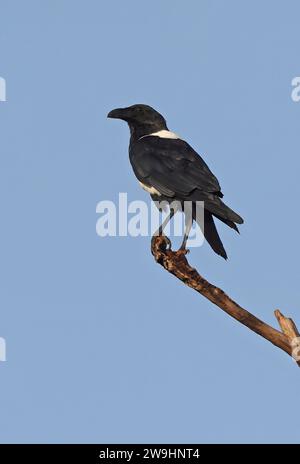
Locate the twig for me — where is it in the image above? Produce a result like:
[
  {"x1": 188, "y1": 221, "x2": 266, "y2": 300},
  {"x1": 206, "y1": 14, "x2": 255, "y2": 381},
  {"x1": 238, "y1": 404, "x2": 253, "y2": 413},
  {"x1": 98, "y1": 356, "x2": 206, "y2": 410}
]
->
[{"x1": 151, "y1": 235, "x2": 300, "y2": 366}]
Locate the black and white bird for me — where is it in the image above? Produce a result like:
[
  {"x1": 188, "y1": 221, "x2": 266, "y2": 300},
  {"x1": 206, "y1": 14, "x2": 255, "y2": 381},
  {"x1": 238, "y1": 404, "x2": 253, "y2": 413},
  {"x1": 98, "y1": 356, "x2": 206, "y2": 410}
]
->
[{"x1": 107, "y1": 104, "x2": 243, "y2": 259}]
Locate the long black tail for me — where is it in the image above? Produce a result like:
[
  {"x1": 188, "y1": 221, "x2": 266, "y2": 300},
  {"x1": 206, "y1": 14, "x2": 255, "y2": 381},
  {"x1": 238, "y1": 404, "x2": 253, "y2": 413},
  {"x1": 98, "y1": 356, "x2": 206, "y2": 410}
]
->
[
  {"x1": 204, "y1": 197, "x2": 244, "y2": 225},
  {"x1": 189, "y1": 193, "x2": 243, "y2": 259},
  {"x1": 195, "y1": 209, "x2": 228, "y2": 260}
]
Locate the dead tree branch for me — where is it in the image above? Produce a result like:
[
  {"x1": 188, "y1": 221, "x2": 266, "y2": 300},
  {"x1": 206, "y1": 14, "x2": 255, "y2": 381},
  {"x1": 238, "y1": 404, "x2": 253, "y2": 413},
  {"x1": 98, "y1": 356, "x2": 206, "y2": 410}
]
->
[{"x1": 151, "y1": 235, "x2": 300, "y2": 366}]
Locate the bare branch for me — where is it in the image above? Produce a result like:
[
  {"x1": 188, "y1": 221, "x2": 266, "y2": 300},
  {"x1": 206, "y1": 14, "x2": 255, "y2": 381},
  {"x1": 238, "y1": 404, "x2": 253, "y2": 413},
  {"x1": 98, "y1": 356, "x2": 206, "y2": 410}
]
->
[{"x1": 151, "y1": 235, "x2": 300, "y2": 366}]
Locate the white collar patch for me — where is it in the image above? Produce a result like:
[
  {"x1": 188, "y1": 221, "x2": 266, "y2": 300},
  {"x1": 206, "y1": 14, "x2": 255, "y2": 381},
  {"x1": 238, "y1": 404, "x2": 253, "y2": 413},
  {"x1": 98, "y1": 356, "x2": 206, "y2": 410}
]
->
[{"x1": 139, "y1": 130, "x2": 180, "y2": 140}]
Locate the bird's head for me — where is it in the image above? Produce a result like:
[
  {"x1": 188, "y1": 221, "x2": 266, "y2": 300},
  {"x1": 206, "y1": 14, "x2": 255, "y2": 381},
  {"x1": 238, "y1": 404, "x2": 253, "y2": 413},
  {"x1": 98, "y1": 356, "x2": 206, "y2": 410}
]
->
[{"x1": 107, "y1": 104, "x2": 167, "y2": 139}]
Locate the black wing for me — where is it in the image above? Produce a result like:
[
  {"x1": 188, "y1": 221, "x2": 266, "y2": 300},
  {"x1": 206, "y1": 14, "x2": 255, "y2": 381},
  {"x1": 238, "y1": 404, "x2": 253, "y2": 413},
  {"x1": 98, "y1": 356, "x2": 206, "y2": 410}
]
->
[{"x1": 129, "y1": 136, "x2": 223, "y2": 199}]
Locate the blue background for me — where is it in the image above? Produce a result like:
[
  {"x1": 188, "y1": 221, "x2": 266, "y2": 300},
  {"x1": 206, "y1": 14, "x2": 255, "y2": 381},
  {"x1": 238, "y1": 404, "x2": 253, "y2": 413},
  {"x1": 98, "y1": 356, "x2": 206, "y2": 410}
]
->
[{"x1": 0, "y1": 0, "x2": 300, "y2": 443}]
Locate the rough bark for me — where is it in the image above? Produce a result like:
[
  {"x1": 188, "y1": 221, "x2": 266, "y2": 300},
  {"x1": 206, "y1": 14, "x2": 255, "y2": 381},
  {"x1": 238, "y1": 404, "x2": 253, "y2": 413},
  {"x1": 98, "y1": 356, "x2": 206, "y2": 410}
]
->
[{"x1": 151, "y1": 235, "x2": 300, "y2": 366}]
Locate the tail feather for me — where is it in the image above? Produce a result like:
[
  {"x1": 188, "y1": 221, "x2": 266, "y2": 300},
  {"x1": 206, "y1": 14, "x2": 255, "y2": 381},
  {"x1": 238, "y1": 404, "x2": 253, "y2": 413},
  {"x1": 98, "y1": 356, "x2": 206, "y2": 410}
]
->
[
  {"x1": 213, "y1": 214, "x2": 240, "y2": 233},
  {"x1": 204, "y1": 198, "x2": 243, "y2": 225},
  {"x1": 195, "y1": 209, "x2": 228, "y2": 259}
]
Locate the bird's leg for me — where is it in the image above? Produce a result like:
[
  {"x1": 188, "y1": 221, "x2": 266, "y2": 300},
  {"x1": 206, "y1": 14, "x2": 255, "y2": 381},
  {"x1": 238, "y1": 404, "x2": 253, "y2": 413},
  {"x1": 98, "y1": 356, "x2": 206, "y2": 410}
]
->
[
  {"x1": 178, "y1": 211, "x2": 193, "y2": 252},
  {"x1": 154, "y1": 208, "x2": 176, "y2": 237},
  {"x1": 152, "y1": 204, "x2": 180, "y2": 251}
]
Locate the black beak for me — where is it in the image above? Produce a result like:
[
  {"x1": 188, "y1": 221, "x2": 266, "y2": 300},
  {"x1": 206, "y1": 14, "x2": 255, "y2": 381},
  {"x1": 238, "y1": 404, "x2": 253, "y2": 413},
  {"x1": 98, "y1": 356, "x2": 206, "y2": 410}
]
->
[{"x1": 107, "y1": 108, "x2": 127, "y2": 119}]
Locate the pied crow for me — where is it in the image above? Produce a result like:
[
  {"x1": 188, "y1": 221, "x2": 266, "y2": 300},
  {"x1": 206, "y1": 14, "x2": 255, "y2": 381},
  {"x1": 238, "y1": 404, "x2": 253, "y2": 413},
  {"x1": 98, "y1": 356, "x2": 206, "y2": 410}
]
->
[{"x1": 107, "y1": 104, "x2": 243, "y2": 259}]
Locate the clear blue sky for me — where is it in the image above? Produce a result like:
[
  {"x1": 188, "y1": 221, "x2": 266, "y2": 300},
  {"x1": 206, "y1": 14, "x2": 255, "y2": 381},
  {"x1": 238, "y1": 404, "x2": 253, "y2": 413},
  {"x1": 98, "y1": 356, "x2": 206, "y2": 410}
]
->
[{"x1": 0, "y1": 0, "x2": 300, "y2": 444}]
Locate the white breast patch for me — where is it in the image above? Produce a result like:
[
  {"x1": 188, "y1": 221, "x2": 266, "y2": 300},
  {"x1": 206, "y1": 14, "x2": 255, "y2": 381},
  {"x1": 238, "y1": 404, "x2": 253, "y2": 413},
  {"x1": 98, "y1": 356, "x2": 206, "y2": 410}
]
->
[{"x1": 139, "y1": 181, "x2": 161, "y2": 196}]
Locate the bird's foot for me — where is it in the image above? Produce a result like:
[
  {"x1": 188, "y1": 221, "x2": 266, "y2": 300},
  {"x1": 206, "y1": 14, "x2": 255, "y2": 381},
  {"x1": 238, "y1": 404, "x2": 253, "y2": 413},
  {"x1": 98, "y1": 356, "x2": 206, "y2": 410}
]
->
[
  {"x1": 176, "y1": 247, "x2": 190, "y2": 256},
  {"x1": 163, "y1": 235, "x2": 172, "y2": 249},
  {"x1": 151, "y1": 234, "x2": 172, "y2": 253}
]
